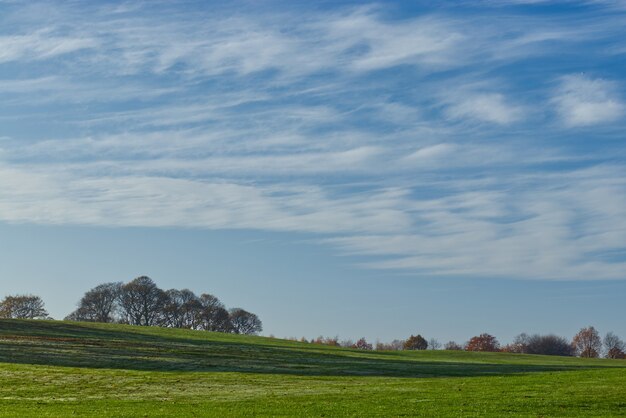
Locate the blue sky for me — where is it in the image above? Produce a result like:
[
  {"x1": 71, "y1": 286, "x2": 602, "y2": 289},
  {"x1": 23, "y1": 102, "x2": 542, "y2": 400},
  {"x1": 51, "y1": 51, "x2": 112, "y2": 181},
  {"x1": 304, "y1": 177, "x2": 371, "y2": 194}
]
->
[{"x1": 0, "y1": 0, "x2": 625, "y2": 344}]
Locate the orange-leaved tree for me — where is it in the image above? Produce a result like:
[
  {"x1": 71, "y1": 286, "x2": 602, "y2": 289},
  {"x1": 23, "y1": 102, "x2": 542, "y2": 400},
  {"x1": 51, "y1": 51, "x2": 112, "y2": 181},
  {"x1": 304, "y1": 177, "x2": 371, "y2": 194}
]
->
[
  {"x1": 572, "y1": 326, "x2": 602, "y2": 358},
  {"x1": 465, "y1": 333, "x2": 500, "y2": 352},
  {"x1": 404, "y1": 334, "x2": 428, "y2": 350}
]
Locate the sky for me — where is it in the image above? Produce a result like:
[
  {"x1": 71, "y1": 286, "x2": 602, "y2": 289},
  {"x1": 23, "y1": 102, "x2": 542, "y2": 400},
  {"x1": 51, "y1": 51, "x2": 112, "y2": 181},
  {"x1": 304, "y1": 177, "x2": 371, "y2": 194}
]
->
[{"x1": 0, "y1": 0, "x2": 625, "y2": 345}]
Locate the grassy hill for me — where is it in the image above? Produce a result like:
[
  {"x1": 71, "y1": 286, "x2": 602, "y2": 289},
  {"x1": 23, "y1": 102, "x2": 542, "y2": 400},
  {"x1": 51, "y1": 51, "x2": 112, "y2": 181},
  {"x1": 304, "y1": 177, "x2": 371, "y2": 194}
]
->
[{"x1": 0, "y1": 320, "x2": 625, "y2": 416}]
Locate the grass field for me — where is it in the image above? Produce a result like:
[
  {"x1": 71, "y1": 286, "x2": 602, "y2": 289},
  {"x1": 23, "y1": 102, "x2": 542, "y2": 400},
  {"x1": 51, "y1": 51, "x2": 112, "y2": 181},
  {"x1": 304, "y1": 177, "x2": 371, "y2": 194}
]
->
[{"x1": 0, "y1": 320, "x2": 625, "y2": 417}]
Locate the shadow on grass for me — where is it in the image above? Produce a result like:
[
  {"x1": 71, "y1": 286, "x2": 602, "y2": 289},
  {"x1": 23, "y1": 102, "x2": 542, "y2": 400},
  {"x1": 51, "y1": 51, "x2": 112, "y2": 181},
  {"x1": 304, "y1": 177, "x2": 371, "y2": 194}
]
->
[{"x1": 0, "y1": 320, "x2": 617, "y2": 378}]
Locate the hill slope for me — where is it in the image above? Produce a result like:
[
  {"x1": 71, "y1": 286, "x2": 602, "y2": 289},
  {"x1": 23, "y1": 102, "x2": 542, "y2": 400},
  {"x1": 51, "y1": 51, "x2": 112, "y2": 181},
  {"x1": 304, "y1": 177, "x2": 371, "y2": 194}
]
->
[{"x1": 0, "y1": 320, "x2": 625, "y2": 416}]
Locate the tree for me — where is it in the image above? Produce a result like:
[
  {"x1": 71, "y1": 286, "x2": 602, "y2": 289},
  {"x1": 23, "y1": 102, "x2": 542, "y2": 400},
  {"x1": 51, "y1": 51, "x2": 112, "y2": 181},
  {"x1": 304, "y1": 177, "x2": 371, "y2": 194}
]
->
[
  {"x1": 404, "y1": 334, "x2": 428, "y2": 350},
  {"x1": 444, "y1": 341, "x2": 463, "y2": 351},
  {"x1": 466, "y1": 333, "x2": 499, "y2": 352},
  {"x1": 375, "y1": 339, "x2": 404, "y2": 351},
  {"x1": 572, "y1": 326, "x2": 602, "y2": 358},
  {"x1": 503, "y1": 333, "x2": 572, "y2": 356},
  {"x1": 353, "y1": 337, "x2": 373, "y2": 350},
  {"x1": 198, "y1": 294, "x2": 232, "y2": 332},
  {"x1": 312, "y1": 336, "x2": 339, "y2": 346},
  {"x1": 340, "y1": 339, "x2": 354, "y2": 348},
  {"x1": 505, "y1": 333, "x2": 531, "y2": 354},
  {"x1": 0, "y1": 295, "x2": 48, "y2": 319},
  {"x1": 389, "y1": 339, "x2": 405, "y2": 351},
  {"x1": 62, "y1": 277, "x2": 261, "y2": 333},
  {"x1": 603, "y1": 332, "x2": 625, "y2": 359},
  {"x1": 229, "y1": 308, "x2": 262, "y2": 335},
  {"x1": 65, "y1": 282, "x2": 122, "y2": 323},
  {"x1": 527, "y1": 334, "x2": 572, "y2": 356},
  {"x1": 428, "y1": 338, "x2": 441, "y2": 350},
  {"x1": 118, "y1": 276, "x2": 168, "y2": 326},
  {"x1": 163, "y1": 289, "x2": 201, "y2": 329}
]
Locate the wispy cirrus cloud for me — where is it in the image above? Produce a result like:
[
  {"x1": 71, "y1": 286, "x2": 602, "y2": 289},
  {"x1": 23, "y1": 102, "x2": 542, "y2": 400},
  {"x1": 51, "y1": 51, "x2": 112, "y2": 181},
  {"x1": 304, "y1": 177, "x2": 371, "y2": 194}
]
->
[
  {"x1": 0, "y1": 31, "x2": 97, "y2": 63},
  {"x1": 443, "y1": 92, "x2": 526, "y2": 125},
  {"x1": 552, "y1": 74, "x2": 625, "y2": 127},
  {"x1": 1, "y1": 1, "x2": 625, "y2": 281}
]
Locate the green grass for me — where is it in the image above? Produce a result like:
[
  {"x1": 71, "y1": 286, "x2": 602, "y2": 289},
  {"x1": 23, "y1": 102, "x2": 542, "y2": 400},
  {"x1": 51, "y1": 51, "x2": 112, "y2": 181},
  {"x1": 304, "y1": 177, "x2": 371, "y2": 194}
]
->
[{"x1": 0, "y1": 320, "x2": 625, "y2": 416}]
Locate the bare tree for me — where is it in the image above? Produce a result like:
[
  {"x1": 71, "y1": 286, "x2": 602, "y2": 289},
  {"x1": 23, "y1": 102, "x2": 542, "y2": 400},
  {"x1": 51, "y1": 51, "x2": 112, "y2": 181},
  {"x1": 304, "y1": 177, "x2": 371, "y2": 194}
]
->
[
  {"x1": 375, "y1": 339, "x2": 405, "y2": 351},
  {"x1": 603, "y1": 332, "x2": 625, "y2": 359},
  {"x1": 0, "y1": 295, "x2": 48, "y2": 319},
  {"x1": 506, "y1": 333, "x2": 531, "y2": 353},
  {"x1": 118, "y1": 276, "x2": 168, "y2": 326},
  {"x1": 444, "y1": 341, "x2": 463, "y2": 350},
  {"x1": 198, "y1": 294, "x2": 232, "y2": 332},
  {"x1": 229, "y1": 308, "x2": 262, "y2": 335},
  {"x1": 572, "y1": 326, "x2": 602, "y2": 358},
  {"x1": 389, "y1": 339, "x2": 405, "y2": 350},
  {"x1": 65, "y1": 282, "x2": 122, "y2": 323},
  {"x1": 428, "y1": 338, "x2": 441, "y2": 350},
  {"x1": 163, "y1": 289, "x2": 202, "y2": 329},
  {"x1": 57, "y1": 277, "x2": 261, "y2": 334},
  {"x1": 340, "y1": 339, "x2": 354, "y2": 348},
  {"x1": 527, "y1": 334, "x2": 573, "y2": 356},
  {"x1": 311, "y1": 336, "x2": 339, "y2": 346},
  {"x1": 503, "y1": 333, "x2": 572, "y2": 356}
]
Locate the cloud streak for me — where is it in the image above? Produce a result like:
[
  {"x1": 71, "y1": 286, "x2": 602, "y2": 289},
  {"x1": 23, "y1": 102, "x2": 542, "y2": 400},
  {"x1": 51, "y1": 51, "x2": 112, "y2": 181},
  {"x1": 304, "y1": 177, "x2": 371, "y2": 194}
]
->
[
  {"x1": 552, "y1": 74, "x2": 625, "y2": 127},
  {"x1": 1, "y1": 1, "x2": 625, "y2": 281}
]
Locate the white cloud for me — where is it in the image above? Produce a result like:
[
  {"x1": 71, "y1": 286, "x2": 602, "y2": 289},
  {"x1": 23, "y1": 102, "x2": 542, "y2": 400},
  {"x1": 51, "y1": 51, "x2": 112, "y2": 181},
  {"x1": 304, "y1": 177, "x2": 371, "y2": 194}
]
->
[
  {"x1": 2, "y1": 155, "x2": 625, "y2": 280},
  {"x1": 1, "y1": 2, "x2": 625, "y2": 282},
  {"x1": 402, "y1": 144, "x2": 457, "y2": 167},
  {"x1": 0, "y1": 162, "x2": 411, "y2": 234},
  {"x1": 552, "y1": 74, "x2": 624, "y2": 127},
  {"x1": 324, "y1": 11, "x2": 466, "y2": 72},
  {"x1": 326, "y1": 167, "x2": 626, "y2": 280},
  {"x1": 0, "y1": 4, "x2": 560, "y2": 80},
  {"x1": 444, "y1": 92, "x2": 525, "y2": 124},
  {"x1": 0, "y1": 31, "x2": 97, "y2": 63}
]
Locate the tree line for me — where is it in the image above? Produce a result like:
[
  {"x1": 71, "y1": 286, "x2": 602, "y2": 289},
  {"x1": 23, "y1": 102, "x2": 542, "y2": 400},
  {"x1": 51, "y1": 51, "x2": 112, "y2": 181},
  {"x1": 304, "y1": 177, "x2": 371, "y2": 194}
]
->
[
  {"x1": 286, "y1": 327, "x2": 626, "y2": 359},
  {"x1": 0, "y1": 276, "x2": 262, "y2": 335},
  {"x1": 1, "y1": 285, "x2": 623, "y2": 359}
]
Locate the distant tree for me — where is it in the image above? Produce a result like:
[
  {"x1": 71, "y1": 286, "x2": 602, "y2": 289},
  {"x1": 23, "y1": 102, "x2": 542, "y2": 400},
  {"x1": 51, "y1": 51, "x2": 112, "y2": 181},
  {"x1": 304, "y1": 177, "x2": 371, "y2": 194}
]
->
[
  {"x1": 572, "y1": 326, "x2": 602, "y2": 358},
  {"x1": 162, "y1": 289, "x2": 184, "y2": 328},
  {"x1": 465, "y1": 333, "x2": 500, "y2": 352},
  {"x1": 444, "y1": 341, "x2": 463, "y2": 351},
  {"x1": 526, "y1": 334, "x2": 573, "y2": 356},
  {"x1": 603, "y1": 332, "x2": 625, "y2": 359},
  {"x1": 340, "y1": 339, "x2": 354, "y2": 348},
  {"x1": 63, "y1": 277, "x2": 260, "y2": 333},
  {"x1": 428, "y1": 338, "x2": 441, "y2": 350},
  {"x1": 404, "y1": 334, "x2": 428, "y2": 350},
  {"x1": 389, "y1": 339, "x2": 405, "y2": 350},
  {"x1": 505, "y1": 333, "x2": 531, "y2": 354},
  {"x1": 0, "y1": 295, "x2": 48, "y2": 319},
  {"x1": 504, "y1": 333, "x2": 573, "y2": 356},
  {"x1": 65, "y1": 282, "x2": 122, "y2": 323},
  {"x1": 229, "y1": 308, "x2": 262, "y2": 335},
  {"x1": 118, "y1": 276, "x2": 168, "y2": 326},
  {"x1": 312, "y1": 336, "x2": 340, "y2": 346},
  {"x1": 353, "y1": 337, "x2": 373, "y2": 350},
  {"x1": 64, "y1": 308, "x2": 89, "y2": 322},
  {"x1": 500, "y1": 344, "x2": 515, "y2": 353},
  {"x1": 197, "y1": 294, "x2": 232, "y2": 332},
  {"x1": 163, "y1": 289, "x2": 202, "y2": 329},
  {"x1": 375, "y1": 339, "x2": 404, "y2": 351}
]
